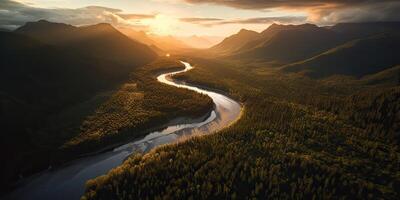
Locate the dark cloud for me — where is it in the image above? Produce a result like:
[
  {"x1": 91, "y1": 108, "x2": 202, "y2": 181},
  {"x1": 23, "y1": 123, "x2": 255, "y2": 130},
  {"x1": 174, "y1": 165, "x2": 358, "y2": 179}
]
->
[
  {"x1": 180, "y1": 16, "x2": 306, "y2": 26},
  {"x1": 0, "y1": 0, "x2": 154, "y2": 29},
  {"x1": 183, "y1": 0, "x2": 400, "y2": 24},
  {"x1": 309, "y1": 1, "x2": 400, "y2": 24}
]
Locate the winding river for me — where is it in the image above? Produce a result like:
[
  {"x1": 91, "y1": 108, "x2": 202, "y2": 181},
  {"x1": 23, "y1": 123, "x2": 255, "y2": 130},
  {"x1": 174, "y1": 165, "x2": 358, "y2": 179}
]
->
[{"x1": 6, "y1": 61, "x2": 242, "y2": 200}]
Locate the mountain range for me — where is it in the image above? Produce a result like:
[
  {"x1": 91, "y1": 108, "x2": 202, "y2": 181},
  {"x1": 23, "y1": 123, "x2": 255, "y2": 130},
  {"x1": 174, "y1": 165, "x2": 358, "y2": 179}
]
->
[
  {"x1": 118, "y1": 27, "x2": 221, "y2": 51},
  {"x1": 210, "y1": 21, "x2": 400, "y2": 78},
  {"x1": 3, "y1": 20, "x2": 157, "y2": 112},
  {"x1": 15, "y1": 20, "x2": 156, "y2": 66}
]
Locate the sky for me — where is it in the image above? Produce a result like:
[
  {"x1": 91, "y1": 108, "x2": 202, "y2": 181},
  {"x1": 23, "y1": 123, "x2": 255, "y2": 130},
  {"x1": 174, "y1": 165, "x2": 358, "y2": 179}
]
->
[{"x1": 1, "y1": 0, "x2": 400, "y2": 36}]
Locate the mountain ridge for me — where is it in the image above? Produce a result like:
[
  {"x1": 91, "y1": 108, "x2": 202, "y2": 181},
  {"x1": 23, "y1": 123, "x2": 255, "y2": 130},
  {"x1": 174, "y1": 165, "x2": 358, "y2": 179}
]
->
[
  {"x1": 15, "y1": 20, "x2": 157, "y2": 66},
  {"x1": 282, "y1": 33, "x2": 400, "y2": 78}
]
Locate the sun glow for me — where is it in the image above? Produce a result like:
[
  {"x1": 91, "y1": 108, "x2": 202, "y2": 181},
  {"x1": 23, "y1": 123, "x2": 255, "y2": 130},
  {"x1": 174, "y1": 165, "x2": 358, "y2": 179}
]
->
[{"x1": 142, "y1": 14, "x2": 177, "y2": 36}]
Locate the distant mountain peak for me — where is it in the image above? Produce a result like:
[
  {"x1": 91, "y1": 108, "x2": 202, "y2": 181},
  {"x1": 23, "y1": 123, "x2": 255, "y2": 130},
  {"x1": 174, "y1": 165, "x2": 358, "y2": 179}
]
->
[
  {"x1": 297, "y1": 23, "x2": 318, "y2": 29},
  {"x1": 84, "y1": 23, "x2": 116, "y2": 32},
  {"x1": 17, "y1": 20, "x2": 75, "y2": 32},
  {"x1": 238, "y1": 28, "x2": 255, "y2": 34},
  {"x1": 266, "y1": 23, "x2": 317, "y2": 31},
  {"x1": 37, "y1": 19, "x2": 51, "y2": 23},
  {"x1": 210, "y1": 28, "x2": 260, "y2": 53},
  {"x1": 24, "y1": 19, "x2": 72, "y2": 27},
  {"x1": 268, "y1": 23, "x2": 281, "y2": 28},
  {"x1": 91, "y1": 23, "x2": 114, "y2": 28}
]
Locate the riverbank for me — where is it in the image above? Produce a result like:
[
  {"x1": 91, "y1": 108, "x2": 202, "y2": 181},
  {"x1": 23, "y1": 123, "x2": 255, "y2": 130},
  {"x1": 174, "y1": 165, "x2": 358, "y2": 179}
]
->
[
  {"x1": 82, "y1": 57, "x2": 400, "y2": 199},
  {"x1": 2, "y1": 58, "x2": 214, "y2": 198},
  {"x1": 5, "y1": 60, "x2": 242, "y2": 200}
]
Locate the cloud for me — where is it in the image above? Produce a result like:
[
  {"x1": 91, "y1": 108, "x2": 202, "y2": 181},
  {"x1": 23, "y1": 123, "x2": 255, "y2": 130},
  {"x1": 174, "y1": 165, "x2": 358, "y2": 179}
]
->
[
  {"x1": 307, "y1": 2, "x2": 400, "y2": 24},
  {"x1": 183, "y1": 0, "x2": 397, "y2": 9},
  {"x1": 182, "y1": 0, "x2": 400, "y2": 24},
  {"x1": 220, "y1": 16, "x2": 306, "y2": 25},
  {"x1": 0, "y1": 0, "x2": 154, "y2": 29},
  {"x1": 183, "y1": 0, "x2": 329, "y2": 9},
  {"x1": 118, "y1": 14, "x2": 156, "y2": 20},
  {"x1": 180, "y1": 17, "x2": 224, "y2": 23},
  {"x1": 180, "y1": 16, "x2": 306, "y2": 26}
]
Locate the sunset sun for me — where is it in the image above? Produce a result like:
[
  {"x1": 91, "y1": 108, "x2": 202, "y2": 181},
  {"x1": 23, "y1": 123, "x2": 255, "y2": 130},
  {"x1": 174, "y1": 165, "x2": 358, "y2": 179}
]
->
[{"x1": 143, "y1": 14, "x2": 176, "y2": 35}]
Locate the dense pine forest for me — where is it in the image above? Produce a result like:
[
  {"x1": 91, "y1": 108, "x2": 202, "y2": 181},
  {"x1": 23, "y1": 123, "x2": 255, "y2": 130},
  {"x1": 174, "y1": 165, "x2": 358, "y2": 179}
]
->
[{"x1": 83, "y1": 56, "x2": 400, "y2": 199}]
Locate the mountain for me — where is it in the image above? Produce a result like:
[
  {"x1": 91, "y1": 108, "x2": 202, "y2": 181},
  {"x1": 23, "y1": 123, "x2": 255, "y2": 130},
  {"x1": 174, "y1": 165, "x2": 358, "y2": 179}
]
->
[
  {"x1": 148, "y1": 44, "x2": 166, "y2": 55},
  {"x1": 0, "y1": 27, "x2": 11, "y2": 32},
  {"x1": 203, "y1": 36, "x2": 224, "y2": 45},
  {"x1": 1, "y1": 20, "x2": 158, "y2": 189},
  {"x1": 1, "y1": 27, "x2": 157, "y2": 136},
  {"x1": 118, "y1": 27, "x2": 191, "y2": 51},
  {"x1": 0, "y1": 31, "x2": 129, "y2": 108},
  {"x1": 117, "y1": 27, "x2": 156, "y2": 45},
  {"x1": 331, "y1": 22, "x2": 400, "y2": 40},
  {"x1": 359, "y1": 65, "x2": 400, "y2": 86},
  {"x1": 210, "y1": 29, "x2": 260, "y2": 54},
  {"x1": 15, "y1": 20, "x2": 157, "y2": 66},
  {"x1": 14, "y1": 20, "x2": 78, "y2": 44},
  {"x1": 282, "y1": 34, "x2": 400, "y2": 78},
  {"x1": 237, "y1": 23, "x2": 319, "y2": 53},
  {"x1": 178, "y1": 35, "x2": 214, "y2": 49},
  {"x1": 6, "y1": 19, "x2": 158, "y2": 128},
  {"x1": 0, "y1": 31, "x2": 115, "y2": 187},
  {"x1": 230, "y1": 24, "x2": 344, "y2": 64},
  {"x1": 149, "y1": 35, "x2": 191, "y2": 51}
]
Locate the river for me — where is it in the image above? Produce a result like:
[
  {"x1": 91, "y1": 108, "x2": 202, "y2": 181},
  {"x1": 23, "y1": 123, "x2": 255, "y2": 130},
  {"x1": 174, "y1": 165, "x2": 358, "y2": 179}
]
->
[{"x1": 6, "y1": 61, "x2": 242, "y2": 200}]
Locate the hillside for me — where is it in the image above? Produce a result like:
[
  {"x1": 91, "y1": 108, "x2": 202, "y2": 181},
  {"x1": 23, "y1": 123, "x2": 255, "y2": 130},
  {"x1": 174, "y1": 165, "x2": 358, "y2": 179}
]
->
[
  {"x1": 118, "y1": 27, "x2": 191, "y2": 51},
  {"x1": 1, "y1": 21, "x2": 161, "y2": 191},
  {"x1": 237, "y1": 23, "x2": 316, "y2": 53},
  {"x1": 331, "y1": 22, "x2": 400, "y2": 40},
  {"x1": 150, "y1": 35, "x2": 191, "y2": 51},
  {"x1": 0, "y1": 31, "x2": 122, "y2": 113},
  {"x1": 14, "y1": 20, "x2": 78, "y2": 44},
  {"x1": 15, "y1": 20, "x2": 157, "y2": 66},
  {"x1": 179, "y1": 35, "x2": 214, "y2": 49},
  {"x1": 359, "y1": 65, "x2": 400, "y2": 86},
  {"x1": 282, "y1": 34, "x2": 400, "y2": 78},
  {"x1": 117, "y1": 27, "x2": 156, "y2": 45},
  {"x1": 210, "y1": 29, "x2": 260, "y2": 54},
  {"x1": 211, "y1": 22, "x2": 400, "y2": 63},
  {"x1": 230, "y1": 24, "x2": 344, "y2": 64}
]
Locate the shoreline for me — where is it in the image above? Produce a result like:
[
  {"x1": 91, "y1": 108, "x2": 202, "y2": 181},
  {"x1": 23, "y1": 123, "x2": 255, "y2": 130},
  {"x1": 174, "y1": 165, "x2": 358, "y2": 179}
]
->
[
  {"x1": 8, "y1": 109, "x2": 214, "y2": 191},
  {"x1": 6, "y1": 62, "x2": 216, "y2": 193},
  {"x1": 4, "y1": 60, "x2": 243, "y2": 200}
]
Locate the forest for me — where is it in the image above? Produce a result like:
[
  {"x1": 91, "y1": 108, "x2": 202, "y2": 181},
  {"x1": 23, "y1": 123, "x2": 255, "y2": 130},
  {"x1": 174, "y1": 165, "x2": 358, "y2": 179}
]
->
[
  {"x1": 0, "y1": 57, "x2": 213, "y2": 191},
  {"x1": 83, "y1": 57, "x2": 400, "y2": 199},
  {"x1": 2, "y1": 2, "x2": 400, "y2": 198}
]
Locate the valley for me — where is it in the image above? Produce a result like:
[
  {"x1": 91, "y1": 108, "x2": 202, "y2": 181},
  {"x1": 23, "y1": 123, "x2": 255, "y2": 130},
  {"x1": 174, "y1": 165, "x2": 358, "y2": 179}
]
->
[
  {"x1": 0, "y1": 21, "x2": 214, "y2": 191},
  {"x1": 82, "y1": 22, "x2": 400, "y2": 199},
  {"x1": 5, "y1": 61, "x2": 241, "y2": 200},
  {"x1": 1, "y1": 1, "x2": 400, "y2": 198}
]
